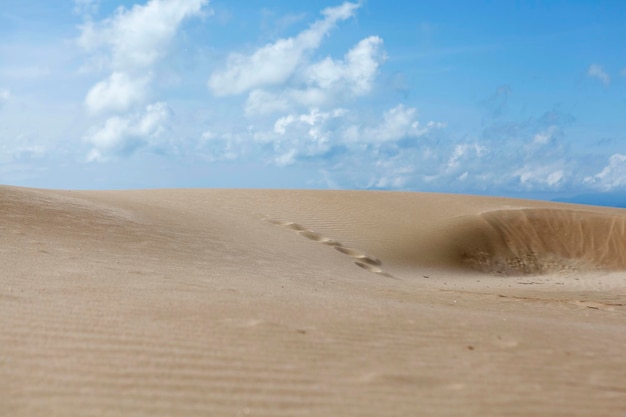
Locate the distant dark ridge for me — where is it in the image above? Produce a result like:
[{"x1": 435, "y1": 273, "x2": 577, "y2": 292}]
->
[{"x1": 553, "y1": 192, "x2": 626, "y2": 209}]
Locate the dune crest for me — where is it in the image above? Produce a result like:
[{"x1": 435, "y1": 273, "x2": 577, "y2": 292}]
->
[{"x1": 447, "y1": 208, "x2": 626, "y2": 275}]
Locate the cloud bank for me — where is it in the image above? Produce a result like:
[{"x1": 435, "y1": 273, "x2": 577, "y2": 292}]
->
[
  {"x1": 2, "y1": 0, "x2": 622, "y2": 196},
  {"x1": 199, "y1": 1, "x2": 447, "y2": 187},
  {"x1": 68, "y1": 3, "x2": 626, "y2": 194},
  {"x1": 79, "y1": 0, "x2": 207, "y2": 159}
]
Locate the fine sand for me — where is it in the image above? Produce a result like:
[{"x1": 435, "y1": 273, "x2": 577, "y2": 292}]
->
[{"x1": 1, "y1": 185, "x2": 625, "y2": 416}]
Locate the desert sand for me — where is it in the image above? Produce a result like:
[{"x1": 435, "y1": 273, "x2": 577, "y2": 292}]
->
[{"x1": 1, "y1": 185, "x2": 625, "y2": 416}]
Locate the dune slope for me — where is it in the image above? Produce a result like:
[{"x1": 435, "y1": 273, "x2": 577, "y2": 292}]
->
[
  {"x1": 446, "y1": 208, "x2": 626, "y2": 274},
  {"x1": 1, "y1": 186, "x2": 625, "y2": 416}
]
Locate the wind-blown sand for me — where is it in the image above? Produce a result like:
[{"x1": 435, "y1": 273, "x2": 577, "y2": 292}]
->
[{"x1": 1, "y1": 185, "x2": 625, "y2": 416}]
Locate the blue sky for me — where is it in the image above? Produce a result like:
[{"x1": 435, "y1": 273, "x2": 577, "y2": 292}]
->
[{"x1": 0, "y1": 0, "x2": 625, "y2": 200}]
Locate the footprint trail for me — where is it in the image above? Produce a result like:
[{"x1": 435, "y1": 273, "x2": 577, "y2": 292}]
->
[{"x1": 265, "y1": 217, "x2": 397, "y2": 279}]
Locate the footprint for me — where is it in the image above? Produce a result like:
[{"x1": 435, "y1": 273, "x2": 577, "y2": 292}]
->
[
  {"x1": 267, "y1": 219, "x2": 305, "y2": 230},
  {"x1": 354, "y1": 262, "x2": 397, "y2": 279},
  {"x1": 298, "y1": 230, "x2": 342, "y2": 246},
  {"x1": 334, "y1": 246, "x2": 382, "y2": 266},
  {"x1": 285, "y1": 223, "x2": 308, "y2": 231}
]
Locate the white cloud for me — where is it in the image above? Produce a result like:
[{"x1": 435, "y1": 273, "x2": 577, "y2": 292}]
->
[
  {"x1": 516, "y1": 165, "x2": 565, "y2": 188},
  {"x1": 532, "y1": 125, "x2": 558, "y2": 145},
  {"x1": 241, "y1": 35, "x2": 385, "y2": 114},
  {"x1": 358, "y1": 104, "x2": 443, "y2": 143},
  {"x1": 85, "y1": 101, "x2": 171, "y2": 161},
  {"x1": 0, "y1": 132, "x2": 47, "y2": 163},
  {"x1": 305, "y1": 36, "x2": 385, "y2": 96},
  {"x1": 446, "y1": 143, "x2": 486, "y2": 172},
  {"x1": 263, "y1": 104, "x2": 432, "y2": 155},
  {"x1": 584, "y1": 153, "x2": 626, "y2": 191},
  {"x1": 244, "y1": 90, "x2": 290, "y2": 115},
  {"x1": 587, "y1": 64, "x2": 610, "y2": 85},
  {"x1": 208, "y1": 2, "x2": 361, "y2": 96},
  {"x1": 270, "y1": 108, "x2": 347, "y2": 164},
  {"x1": 261, "y1": 35, "x2": 385, "y2": 110},
  {"x1": 621, "y1": 68, "x2": 626, "y2": 78},
  {"x1": 273, "y1": 114, "x2": 296, "y2": 135},
  {"x1": 218, "y1": 3, "x2": 387, "y2": 117},
  {"x1": 85, "y1": 72, "x2": 150, "y2": 114},
  {"x1": 78, "y1": 0, "x2": 207, "y2": 71},
  {"x1": 275, "y1": 149, "x2": 297, "y2": 166}
]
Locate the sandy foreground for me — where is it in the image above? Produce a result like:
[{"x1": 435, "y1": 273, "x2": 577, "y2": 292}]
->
[{"x1": 1, "y1": 185, "x2": 625, "y2": 416}]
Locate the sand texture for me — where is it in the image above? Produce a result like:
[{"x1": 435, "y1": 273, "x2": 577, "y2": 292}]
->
[{"x1": 1, "y1": 185, "x2": 625, "y2": 416}]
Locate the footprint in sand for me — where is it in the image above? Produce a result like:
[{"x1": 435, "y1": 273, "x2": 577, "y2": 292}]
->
[
  {"x1": 334, "y1": 246, "x2": 382, "y2": 266},
  {"x1": 265, "y1": 217, "x2": 396, "y2": 279},
  {"x1": 354, "y1": 261, "x2": 397, "y2": 279},
  {"x1": 298, "y1": 230, "x2": 342, "y2": 247}
]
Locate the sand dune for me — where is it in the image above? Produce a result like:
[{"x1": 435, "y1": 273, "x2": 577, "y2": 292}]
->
[{"x1": 1, "y1": 185, "x2": 625, "y2": 416}]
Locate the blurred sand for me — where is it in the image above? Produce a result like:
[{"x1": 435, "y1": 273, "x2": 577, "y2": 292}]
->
[{"x1": 1, "y1": 185, "x2": 625, "y2": 416}]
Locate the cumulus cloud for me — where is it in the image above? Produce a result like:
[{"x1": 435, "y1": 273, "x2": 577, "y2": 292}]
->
[
  {"x1": 244, "y1": 90, "x2": 291, "y2": 115},
  {"x1": 210, "y1": 2, "x2": 386, "y2": 120},
  {"x1": 304, "y1": 36, "x2": 385, "y2": 96},
  {"x1": 78, "y1": 0, "x2": 207, "y2": 72},
  {"x1": 79, "y1": 0, "x2": 207, "y2": 117},
  {"x1": 240, "y1": 105, "x2": 437, "y2": 168},
  {"x1": 0, "y1": 131, "x2": 47, "y2": 164},
  {"x1": 584, "y1": 153, "x2": 626, "y2": 191},
  {"x1": 85, "y1": 102, "x2": 172, "y2": 161},
  {"x1": 270, "y1": 108, "x2": 347, "y2": 165},
  {"x1": 199, "y1": 103, "x2": 445, "y2": 175},
  {"x1": 268, "y1": 104, "x2": 440, "y2": 161},
  {"x1": 515, "y1": 164, "x2": 566, "y2": 189},
  {"x1": 78, "y1": 0, "x2": 207, "y2": 160},
  {"x1": 256, "y1": 35, "x2": 385, "y2": 111},
  {"x1": 587, "y1": 64, "x2": 610, "y2": 85},
  {"x1": 208, "y1": 2, "x2": 361, "y2": 96},
  {"x1": 358, "y1": 104, "x2": 443, "y2": 143},
  {"x1": 445, "y1": 144, "x2": 486, "y2": 172},
  {"x1": 532, "y1": 125, "x2": 558, "y2": 145},
  {"x1": 85, "y1": 72, "x2": 150, "y2": 113}
]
